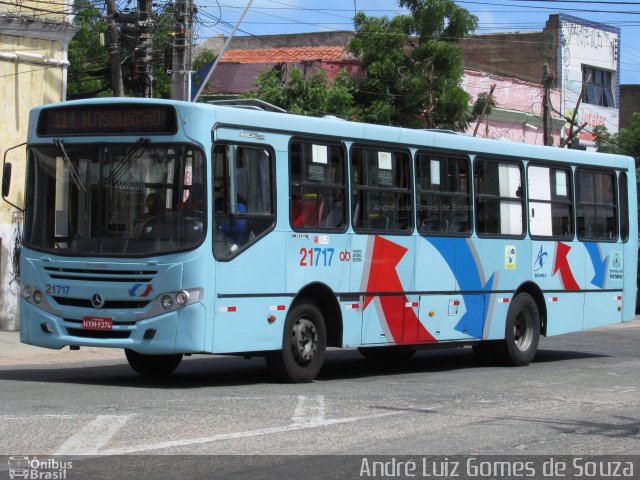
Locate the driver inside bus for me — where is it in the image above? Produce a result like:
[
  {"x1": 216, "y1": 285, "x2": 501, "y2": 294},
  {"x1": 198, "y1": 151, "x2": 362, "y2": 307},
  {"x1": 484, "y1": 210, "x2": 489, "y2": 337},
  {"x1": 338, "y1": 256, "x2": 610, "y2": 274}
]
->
[
  {"x1": 132, "y1": 193, "x2": 160, "y2": 238},
  {"x1": 179, "y1": 183, "x2": 204, "y2": 215}
]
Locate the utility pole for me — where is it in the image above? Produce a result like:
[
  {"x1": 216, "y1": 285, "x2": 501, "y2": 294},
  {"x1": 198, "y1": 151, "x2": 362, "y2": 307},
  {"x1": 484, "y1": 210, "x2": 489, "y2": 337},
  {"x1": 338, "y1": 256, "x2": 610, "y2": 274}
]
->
[
  {"x1": 542, "y1": 63, "x2": 554, "y2": 146},
  {"x1": 473, "y1": 83, "x2": 496, "y2": 137},
  {"x1": 106, "y1": 0, "x2": 124, "y2": 97},
  {"x1": 171, "y1": 0, "x2": 193, "y2": 100},
  {"x1": 557, "y1": 73, "x2": 590, "y2": 148},
  {"x1": 133, "y1": 0, "x2": 154, "y2": 97}
]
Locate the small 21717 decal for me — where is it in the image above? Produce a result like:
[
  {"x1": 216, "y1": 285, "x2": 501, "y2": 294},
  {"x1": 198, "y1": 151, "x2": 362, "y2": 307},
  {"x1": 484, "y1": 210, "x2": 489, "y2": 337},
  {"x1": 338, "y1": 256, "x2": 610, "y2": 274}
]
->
[{"x1": 46, "y1": 284, "x2": 70, "y2": 295}]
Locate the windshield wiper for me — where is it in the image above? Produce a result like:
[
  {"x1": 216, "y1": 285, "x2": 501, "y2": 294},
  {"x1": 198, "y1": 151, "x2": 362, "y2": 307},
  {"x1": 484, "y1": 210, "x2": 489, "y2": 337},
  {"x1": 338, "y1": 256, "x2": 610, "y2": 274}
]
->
[
  {"x1": 106, "y1": 137, "x2": 150, "y2": 185},
  {"x1": 53, "y1": 138, "x2": 86, "y2": 192}
]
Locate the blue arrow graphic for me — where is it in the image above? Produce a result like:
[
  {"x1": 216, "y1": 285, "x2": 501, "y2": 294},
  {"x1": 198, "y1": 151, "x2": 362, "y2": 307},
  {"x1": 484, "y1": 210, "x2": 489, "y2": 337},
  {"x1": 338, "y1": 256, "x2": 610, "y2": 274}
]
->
[
  {"x1": 128, "y1": 283, "x2": 144, "y2": 297},
  {"x1": 585, "y1": 242, "x2": 607, "y2": 288},
  {"x1": 427, "y1": 237, "x2": 495, "y2": 339}
]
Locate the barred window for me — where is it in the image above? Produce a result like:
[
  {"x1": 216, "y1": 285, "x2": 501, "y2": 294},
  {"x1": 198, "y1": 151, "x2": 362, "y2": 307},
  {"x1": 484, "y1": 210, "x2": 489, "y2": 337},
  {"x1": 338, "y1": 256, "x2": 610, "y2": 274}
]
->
[
  {"x1": 351, "y1": 146, "x2": 412, "y2": 233},
  {"x1": 290, "y1": 141, "x2": 346, "y2": 231},
  {"x1": 583, "y1": 66, "x2": 615, "y2": 108},
  {"x1": 528, "y1": 165, "x2": 573, "y2": 239},
  {"x1": 475, "y1": 159, "x2": 524, "y2": 237},
  {"x1": 576, "y1": 169, "x2": 617, "y2": 241},
  {"x1": 416, "y1": 152, "x2": 470, "y2": 235}
]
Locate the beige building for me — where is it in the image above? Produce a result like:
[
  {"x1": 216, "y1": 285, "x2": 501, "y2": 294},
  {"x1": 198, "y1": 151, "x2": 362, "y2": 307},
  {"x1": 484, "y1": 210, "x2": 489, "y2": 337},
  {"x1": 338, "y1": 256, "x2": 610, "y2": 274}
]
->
[{"x1": 0, "y1": 2, "x2": 77, "y2": 330}]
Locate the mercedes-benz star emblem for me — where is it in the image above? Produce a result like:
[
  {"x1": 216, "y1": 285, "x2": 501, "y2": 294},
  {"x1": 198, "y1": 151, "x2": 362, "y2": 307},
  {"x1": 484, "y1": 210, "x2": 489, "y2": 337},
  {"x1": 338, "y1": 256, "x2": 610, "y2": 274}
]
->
[{"x1": 91, "y1": 293, "x2": 105, "y2": 309}]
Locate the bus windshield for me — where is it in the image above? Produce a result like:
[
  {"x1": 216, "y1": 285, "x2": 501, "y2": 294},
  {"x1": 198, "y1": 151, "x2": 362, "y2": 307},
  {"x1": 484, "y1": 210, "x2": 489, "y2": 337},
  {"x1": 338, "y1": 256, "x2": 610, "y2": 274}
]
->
[{"x1": 24, "y1": 142, "x2": 205, "y2": 256}]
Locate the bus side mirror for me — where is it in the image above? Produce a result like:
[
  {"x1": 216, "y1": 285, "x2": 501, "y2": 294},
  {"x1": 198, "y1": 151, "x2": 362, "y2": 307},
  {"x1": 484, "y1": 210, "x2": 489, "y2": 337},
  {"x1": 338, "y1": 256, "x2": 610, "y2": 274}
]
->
[
  {"x1": 2, "y1": 142, "x2": 26, "y2": 212},
  {"x1": 2, "y1": 162, "x2": 12, "y2": 198}
]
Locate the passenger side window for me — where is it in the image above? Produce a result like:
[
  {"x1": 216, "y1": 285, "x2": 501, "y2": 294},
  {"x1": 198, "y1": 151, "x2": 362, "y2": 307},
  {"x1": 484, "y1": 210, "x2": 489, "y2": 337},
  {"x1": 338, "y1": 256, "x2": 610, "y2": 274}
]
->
[
  {"x1": 576, "y1": 168, "x2": 617, "y2": 241},
  {"x1": 528, "y1": 165, "x2": 573, "y2": 239},
  {"x1": 475, "y1": 159, "x2": 524, "y2": 236},
  {"x1": 289, "y1": 141, "x2": 346, "y2": 230},
  {"x1": 213, "y1": 143, "x2": 275, "y2": 260},
  {"x1": 351, "y1": 146, "x2": 412, "y2": 233},
  {"x1": 416, "y1": 153, "x2": 470, "y2": 235},
  {"x1": 619, "y1": 172, "x2": 629, "y2": 242}
]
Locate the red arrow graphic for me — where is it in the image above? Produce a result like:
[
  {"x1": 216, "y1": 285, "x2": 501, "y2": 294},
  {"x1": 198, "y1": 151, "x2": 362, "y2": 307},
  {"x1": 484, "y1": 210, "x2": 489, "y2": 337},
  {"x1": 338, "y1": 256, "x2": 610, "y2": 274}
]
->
[
  {"x1": 141, "y1": 284, "x2": 154, "y2": 297},
  {"x1": 364, "y1": 236, "x2": 435, "y2": 344},
  {"x1": 553, "y1": 242, "x2": 579, "y2": 291}
]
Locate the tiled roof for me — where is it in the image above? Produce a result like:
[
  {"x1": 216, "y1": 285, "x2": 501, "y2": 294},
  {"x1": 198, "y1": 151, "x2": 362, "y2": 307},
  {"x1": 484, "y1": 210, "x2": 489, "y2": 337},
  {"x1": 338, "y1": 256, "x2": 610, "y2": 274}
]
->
[{"x1": 220, "y1": 46, "x2": 347, "y2": 63}]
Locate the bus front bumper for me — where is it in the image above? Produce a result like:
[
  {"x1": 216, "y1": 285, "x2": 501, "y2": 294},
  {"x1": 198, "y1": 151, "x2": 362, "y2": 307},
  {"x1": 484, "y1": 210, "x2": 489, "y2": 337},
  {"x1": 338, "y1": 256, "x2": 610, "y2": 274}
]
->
[{"x1": 19, "y1": 299, "x2": 207, "y2": 355}]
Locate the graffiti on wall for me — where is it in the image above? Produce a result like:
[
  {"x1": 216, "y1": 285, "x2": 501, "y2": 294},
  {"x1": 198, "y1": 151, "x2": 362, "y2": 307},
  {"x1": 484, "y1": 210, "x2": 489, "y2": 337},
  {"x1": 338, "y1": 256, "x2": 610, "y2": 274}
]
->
[
  {"x1": 563, "y1": 23, "x2": 612, "y2": 50},
  {"x1": 563, "y1": 108, "x2": 608, "y2": 142}
]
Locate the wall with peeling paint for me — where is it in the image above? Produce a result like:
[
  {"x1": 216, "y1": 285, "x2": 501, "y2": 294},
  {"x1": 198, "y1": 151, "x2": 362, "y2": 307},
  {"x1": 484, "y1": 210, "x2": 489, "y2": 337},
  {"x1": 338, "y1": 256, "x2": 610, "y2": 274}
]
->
[{"x1": 0, "y1": 7, "x2": 77, "y2": 330}]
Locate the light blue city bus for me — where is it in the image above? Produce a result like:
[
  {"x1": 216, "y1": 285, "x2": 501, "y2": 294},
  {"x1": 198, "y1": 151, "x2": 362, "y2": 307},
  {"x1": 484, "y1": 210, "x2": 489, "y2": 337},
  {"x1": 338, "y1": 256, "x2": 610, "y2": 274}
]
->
[{"x1": 3, "y1": 98, "x2": 637, "y2": 382}]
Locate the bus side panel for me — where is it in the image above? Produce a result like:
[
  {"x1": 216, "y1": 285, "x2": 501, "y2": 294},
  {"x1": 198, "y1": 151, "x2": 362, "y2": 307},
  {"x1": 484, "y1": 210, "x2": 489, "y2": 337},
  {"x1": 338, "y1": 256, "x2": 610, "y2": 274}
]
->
[
  {"x1": 415, "y1": 237, "x2": 455, "y2": 342},
  {"x1": 351, "y1": 234, "x2": 416, "y2": 345},
  {"x1": 213, "y1": 232, "x2": 286, "y2": 353},
  {"x1": 175, "y1": 303, "x2": 207, "y2": 353},
  {"x1": 285, "y1": 232, "x2": 350, "y2": 299},
  {"x1": 623, "y1": 236, "x2": 638, "y2": 321},
  {"x1": 419, "y1": 237, "x2": 483, "y2": 341},
  {"x1": 583, "y1": 242, "x2": 624, "y2": 330},
  {"x1": 214, "y1": 296, "x2": 293, "y2": 353},
  {"x1": 623, "y1": 158, "x2": 638, "y2": 321},
  {"x1": 531, "y1": 240, "x2": 584, "y2": 336},
  {"x1": 473, "y1": 238, "x2": 531, "y2": 340}
]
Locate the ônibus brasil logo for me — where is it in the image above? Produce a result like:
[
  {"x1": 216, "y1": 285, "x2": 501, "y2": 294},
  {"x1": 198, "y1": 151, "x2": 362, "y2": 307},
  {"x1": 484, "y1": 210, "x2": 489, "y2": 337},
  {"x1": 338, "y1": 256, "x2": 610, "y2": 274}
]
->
[{"x1": 8, "y1": 457, "x2": 72, "y2": 480}]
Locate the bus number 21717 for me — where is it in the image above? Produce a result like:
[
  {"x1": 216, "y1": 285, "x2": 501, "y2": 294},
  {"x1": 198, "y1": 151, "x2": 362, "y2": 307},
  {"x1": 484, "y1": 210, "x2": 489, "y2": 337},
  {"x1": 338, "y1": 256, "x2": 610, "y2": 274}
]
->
[{"x1": 299, "y1": 247, "x2": 335, "y2": 267}]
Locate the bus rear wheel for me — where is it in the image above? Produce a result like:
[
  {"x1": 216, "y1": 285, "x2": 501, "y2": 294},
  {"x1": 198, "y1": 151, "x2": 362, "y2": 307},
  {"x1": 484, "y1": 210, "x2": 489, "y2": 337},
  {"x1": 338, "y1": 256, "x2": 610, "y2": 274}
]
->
[
  {"x1": 125, "y1": 349, "x2": 183, "y2": 377},
  {"x1": 473, "y1": 293, "x2": 540, "y2": 366},
  {"x1": 499, "y1": 292, "x2": 540, "y2": 366},
  {"x1": 265, "y1": 299, "x2": 326, "y2": 383}
]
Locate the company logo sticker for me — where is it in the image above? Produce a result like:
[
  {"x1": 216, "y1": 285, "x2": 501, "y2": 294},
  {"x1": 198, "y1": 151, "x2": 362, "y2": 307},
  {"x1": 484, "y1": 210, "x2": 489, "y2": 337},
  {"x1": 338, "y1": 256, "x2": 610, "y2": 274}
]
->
[{"x1": 505, "y1": 245, "x2": 517, "y2": 270}]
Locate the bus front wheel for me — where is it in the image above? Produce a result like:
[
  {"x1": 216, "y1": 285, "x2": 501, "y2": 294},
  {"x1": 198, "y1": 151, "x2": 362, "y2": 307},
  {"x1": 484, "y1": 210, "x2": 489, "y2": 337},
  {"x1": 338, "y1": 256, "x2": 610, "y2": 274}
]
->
[
  {"x1": 125, "y1": 349, "x2": 183, "y2": 376},
  {"x1": 265, "y1": 299, "x2": 326, "y2": 383}
]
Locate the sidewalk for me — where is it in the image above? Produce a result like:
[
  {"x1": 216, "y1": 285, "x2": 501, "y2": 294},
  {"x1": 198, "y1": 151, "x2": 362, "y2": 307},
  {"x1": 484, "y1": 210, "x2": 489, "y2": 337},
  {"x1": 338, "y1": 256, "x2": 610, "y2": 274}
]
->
[{"x1": 0, "y1": 331, "x2": 124, "y2": 367}]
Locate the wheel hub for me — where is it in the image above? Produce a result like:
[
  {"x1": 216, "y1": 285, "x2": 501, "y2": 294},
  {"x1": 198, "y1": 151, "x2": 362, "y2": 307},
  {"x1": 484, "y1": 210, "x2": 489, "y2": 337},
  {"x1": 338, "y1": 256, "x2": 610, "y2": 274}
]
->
[
  {"x1": 514, "y1": 312, "x2": 533, "y2": 351},
  {"x1": 291, "y1": 317, "x2": 318, "y2": 363}
]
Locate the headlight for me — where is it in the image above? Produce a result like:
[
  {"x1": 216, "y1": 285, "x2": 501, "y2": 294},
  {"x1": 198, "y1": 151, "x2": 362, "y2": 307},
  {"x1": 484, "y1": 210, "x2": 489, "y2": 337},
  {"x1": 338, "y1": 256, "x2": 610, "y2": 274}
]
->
[
  {"x1": 161, "y1": 295, "x2": 174, "y2": 310},
  {"x1": 21, "y1": 286, "x2": 32, "y2": 299},
  {"x1": 33, "y1": 290, "x2": 43, "y2": 304},
  {"x1": 175, "y1": 291, "x2": 189, "y2": 305}
]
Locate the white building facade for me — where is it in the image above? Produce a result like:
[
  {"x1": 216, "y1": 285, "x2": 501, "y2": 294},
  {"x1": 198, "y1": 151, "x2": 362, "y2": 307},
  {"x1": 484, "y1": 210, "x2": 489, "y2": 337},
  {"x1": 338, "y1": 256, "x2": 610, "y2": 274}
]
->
[{"x1": 557, "y1": 14, "x2": 620, "y2": 147}]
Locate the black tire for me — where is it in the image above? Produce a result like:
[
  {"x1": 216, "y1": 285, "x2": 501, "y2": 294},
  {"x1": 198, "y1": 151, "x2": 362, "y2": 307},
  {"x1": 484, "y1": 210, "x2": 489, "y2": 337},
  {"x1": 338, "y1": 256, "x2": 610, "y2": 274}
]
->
[
  {"x1": 125, "y1": 349, "x2": 183, "y2": 377},
  {"x1": 497, "y1": 292, "x2": 540, "y2": 366},
  {"x1": 265, "y1": 299, "x2": 326, "y2": 383},
  {"x1": 358, "y1": 346, "x2": 416, "y2": 362}
]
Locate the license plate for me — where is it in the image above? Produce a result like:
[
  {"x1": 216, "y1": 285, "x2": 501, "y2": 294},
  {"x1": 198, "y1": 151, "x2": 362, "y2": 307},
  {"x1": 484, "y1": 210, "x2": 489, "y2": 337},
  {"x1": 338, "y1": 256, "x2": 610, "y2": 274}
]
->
[{"x1": 81, "y1": 317, "x2": 113, "y2": 331}]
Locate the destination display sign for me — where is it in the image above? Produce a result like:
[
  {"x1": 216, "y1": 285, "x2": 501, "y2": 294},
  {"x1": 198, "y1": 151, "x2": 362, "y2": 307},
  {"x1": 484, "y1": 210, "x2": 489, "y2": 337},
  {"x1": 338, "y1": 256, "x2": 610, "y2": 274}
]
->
[{"x1": 37, "y1": 104, "x2": 178, "y2": 136}]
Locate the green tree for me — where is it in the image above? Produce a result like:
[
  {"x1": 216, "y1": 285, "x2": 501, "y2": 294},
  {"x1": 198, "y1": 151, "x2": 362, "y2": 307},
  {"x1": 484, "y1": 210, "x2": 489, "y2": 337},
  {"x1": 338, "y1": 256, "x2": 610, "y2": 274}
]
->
[
  {"x1": 67, "y1": 0, "x2": 110, "y2": 98},
  {"x1": 248, "y1": 66, "x2": 355, "y2": 118},
  {"x1": 594, "y1": 113, "x2": 640, "y2": 218},
  {"x1": 347, "y1": 0, "x2": 478, "y2": 130},
  {"x1": 67, "y1": 1, "x2": 175, "y2": 98},
  {"x1": 147, "y1": 2, "x2": 175, "y2": 98},
  {"x1": 193, "y1": 49, "x2": 217, "y2": 72},
  {"x1": 594, "y1": 113, "x2": 640, "y2": 161}
]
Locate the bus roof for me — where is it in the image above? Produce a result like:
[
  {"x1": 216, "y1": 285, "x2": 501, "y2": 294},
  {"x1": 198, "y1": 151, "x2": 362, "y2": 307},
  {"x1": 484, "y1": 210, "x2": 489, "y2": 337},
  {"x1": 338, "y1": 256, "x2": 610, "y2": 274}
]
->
[{"x1": 31, "y1": 97, "x2": 633, "y2": 170}]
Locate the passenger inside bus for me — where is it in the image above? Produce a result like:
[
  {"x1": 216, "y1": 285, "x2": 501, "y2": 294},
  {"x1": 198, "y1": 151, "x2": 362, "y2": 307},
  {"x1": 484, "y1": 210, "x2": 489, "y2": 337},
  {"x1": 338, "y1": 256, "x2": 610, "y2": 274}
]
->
[
  {"x1": 215, "y1": 183, "x2": 247, "y2": 244},
  {"x1": 292, "y1": 193, "x2": 325, "y2": 227}
]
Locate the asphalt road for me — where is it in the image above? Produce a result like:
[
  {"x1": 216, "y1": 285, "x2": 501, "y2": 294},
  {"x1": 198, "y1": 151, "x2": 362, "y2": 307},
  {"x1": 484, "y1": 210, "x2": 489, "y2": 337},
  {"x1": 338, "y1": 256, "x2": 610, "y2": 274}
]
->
[{"x1": 0, "y1": 320, "x2": 638, "y2": 477}]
